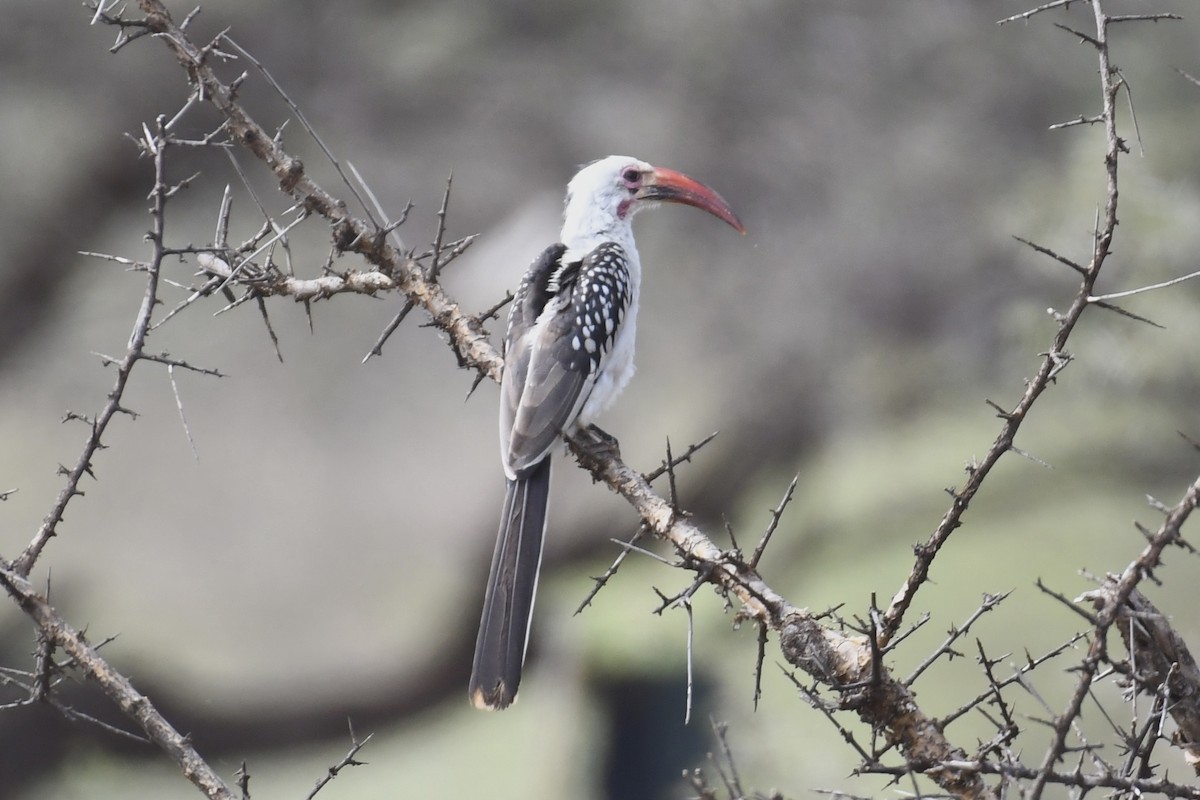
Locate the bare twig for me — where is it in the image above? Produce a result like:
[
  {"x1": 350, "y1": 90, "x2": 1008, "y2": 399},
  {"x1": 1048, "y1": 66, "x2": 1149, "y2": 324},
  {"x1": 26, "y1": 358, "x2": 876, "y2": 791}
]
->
[
  {"x1": 997, "y1": 0, "x2": 1080, "y2": 26},
  {"x1": 784, "y1": 668, "x2": 875, "y2": 764},
  {"x1": 167, "y1": 365, "x2": 199, "y2": 461},
  {"x1": 1079, "y1": 575, "x2": 1200, "y2": 773},
  {"x1": 879, "y1": 0, "x2": 1131, "y2": 648},
  {"x1": 1034, "y1": 578, "x2": 1097, "y2": 624},
  {"x1": 426, "y1": 172, "x2": 453, "y2": 282},
  {"x1": 683, "y1": 598, "x2": 695, "y2": 725},
  {"x1": 9, "y1": 114, "x2": 174, "y2": 577},
  {"x1": 1029, "y1": 472, "x2": 1200, "y2": 800},
  {"x1": 347, "y1": 160, "x2": 410, "y2": 254},
  {"x1": 476, "y1": 291, "x2": 514, "y2": 324},
  {"x1": 575, "y1": 523, "x2": 650, "y2": 615},
  {"x1": 709, "y1": 718, "x2": 747, "y2": 799},
  {"x1": 861, "y1": 757, "x2": 1200, "y2": 798},
  {"x1": 903, "y1": 592, "x2": 1010, "y2": 687},
  {"x1": 753, "y1": 621, "x2": 768, "y2": 711},
  {"x1": 221, "y1": 35, "x2": 380, "y2": 229},
  {"x1": 360, "y1": 300, "x2": 416, "y2": 363},
  {"x1": 125, "y1": 0, "x2": 502, "y2": 382},
  {"x1": 255, "y1": 296, "x2": 284, "y2": 362},
  {"x1": 1089, "y1": 268, "x2": 1200, "y2": 302},
  {"x1": 304, "y1": 721, "x2": 373, "y2": 800},
  {"x1": 750, "y1": 474, "x2": 799, "y2": 569},
  {"x1": 1011, "y1": 235, "x2": 1087, "y2": 276},
  {"x1": 643, "y1": 431, "x2": 719, "y2": 484},
  {"x1": 1088, "y1": 298, "x2": 1164, "y2": 329},
  {"x1": 0, "y1": 563, "x2": 237, "y2": 799}
]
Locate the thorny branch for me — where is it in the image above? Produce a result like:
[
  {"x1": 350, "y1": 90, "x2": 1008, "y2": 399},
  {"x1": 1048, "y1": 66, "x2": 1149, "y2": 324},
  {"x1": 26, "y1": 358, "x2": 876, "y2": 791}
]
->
[
  {"x1": 566, "y1": 427, "x2": 999, "y2": 800},
  {"x1": 879, "y1": 0, "x2": 1169, "y2": 646},
  {"x1": 1079, "y1": 578, "x2": 1200, "y2": 772},
  {"x1": 0, "y1": 33, "x2": 365, "y2": 799},
  {"x1": 4, "y1": 2, "x2": 1197, "y2": 800},
  {"x1": 304, "y1": 723, "x2": 374, "y2": 800},
  {"x1": 7, "y1": 114, "x2": 174, "y2": 578},
  {"x1": 1027, "y1": 475, "x2": 1200, "y2": 799},
  {"x1": 0, "y1": 106, "x2": 243, "y2": 798},
  {"x1": 0, "y1": 564, "x2": 238, "y2": 800},
  {"x1": 116, "y1": 0, "x2": 498, "y2": 378},
  {"x1": 902, "y1": 592, "x2": 1010, "y2": 687}
]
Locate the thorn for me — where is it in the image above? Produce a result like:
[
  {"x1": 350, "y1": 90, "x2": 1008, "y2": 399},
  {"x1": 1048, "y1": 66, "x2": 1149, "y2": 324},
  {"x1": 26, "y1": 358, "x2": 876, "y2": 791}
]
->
[
  {"x1": 464, "y1": 371, "x2": 488, "y2": 403},
  {"x1": 750, "y1": 473, "x2": 799, "y2": 569},
  {"x1": 985, "y1": 399, "x2": 1015, "y2": 420},
  {"x1": 1010, "y1": 446, "x2": 1053, "y2": 470},
  {"x1": 1012, "y1": 235, "x2": 1086, "y2": 276},
  {"x1": 643, "y1": 431, "x2": 719, "y2": 483},
  {"x1": 1087, "y1": 299, "x2": 1164, "y2": 329},
  {"x1": 361, "y1": 300, "x2": 415, "y2": 364},
  {"x1": 427, "y1": 171, "x2": 453, "y2": 282},
  {"x1": 1145, "y1": 494, "x2": 1171, "y2": 515},
  {"x1": 255, "y1": 296, "x2": 284, "y2": 363}
]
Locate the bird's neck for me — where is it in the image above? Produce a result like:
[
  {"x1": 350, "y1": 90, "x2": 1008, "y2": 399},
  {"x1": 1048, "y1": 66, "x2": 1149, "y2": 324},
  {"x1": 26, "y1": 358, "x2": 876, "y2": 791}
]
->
[{"x1": 560, "y1": 211, "x2": 640, "y2": 280}]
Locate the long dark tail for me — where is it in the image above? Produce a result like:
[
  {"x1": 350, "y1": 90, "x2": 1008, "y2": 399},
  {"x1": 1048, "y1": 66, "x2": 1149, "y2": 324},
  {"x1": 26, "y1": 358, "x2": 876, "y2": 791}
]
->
[{"x1": 469, "y1": 456, "x2": 552, "y2": 710}]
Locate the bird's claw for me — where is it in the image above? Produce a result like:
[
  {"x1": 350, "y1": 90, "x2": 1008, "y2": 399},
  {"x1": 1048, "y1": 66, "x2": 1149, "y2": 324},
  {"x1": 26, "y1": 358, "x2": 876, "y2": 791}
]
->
[{"x1": 580, "y1": 424, "x2": 622, "y2": 460}]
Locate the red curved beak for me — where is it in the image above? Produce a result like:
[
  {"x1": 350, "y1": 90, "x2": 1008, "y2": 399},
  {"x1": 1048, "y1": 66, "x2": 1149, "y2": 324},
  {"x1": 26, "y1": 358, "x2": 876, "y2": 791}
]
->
[{"x1": 638, "y1": 166, "x2": 746, "y2": 234}]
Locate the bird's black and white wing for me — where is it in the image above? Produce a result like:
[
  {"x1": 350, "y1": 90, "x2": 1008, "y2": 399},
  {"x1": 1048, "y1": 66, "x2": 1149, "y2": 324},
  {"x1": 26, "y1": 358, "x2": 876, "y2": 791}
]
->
[{"x1": 500, "y1": 242, "x2": 633, "y2": 477}]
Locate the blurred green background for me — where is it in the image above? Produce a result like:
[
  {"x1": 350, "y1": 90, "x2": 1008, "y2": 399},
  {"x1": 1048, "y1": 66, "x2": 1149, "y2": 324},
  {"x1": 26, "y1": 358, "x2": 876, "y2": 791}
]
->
[{"x1": 2, "y1": 1, "x2": 1199, "y2": 797}]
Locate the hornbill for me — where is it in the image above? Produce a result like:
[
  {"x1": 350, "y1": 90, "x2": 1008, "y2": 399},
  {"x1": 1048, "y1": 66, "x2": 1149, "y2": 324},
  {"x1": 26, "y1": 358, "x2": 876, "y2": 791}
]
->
[{"x1": 470, "y1": 156, "x2": 744, "y2": 710}]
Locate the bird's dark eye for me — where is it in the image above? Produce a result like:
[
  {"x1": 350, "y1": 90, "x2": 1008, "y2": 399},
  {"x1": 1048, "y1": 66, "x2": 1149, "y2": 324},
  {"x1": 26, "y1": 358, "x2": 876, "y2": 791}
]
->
[{"x1": 622, "y1": 168, "x2": 641, "y2": 186}]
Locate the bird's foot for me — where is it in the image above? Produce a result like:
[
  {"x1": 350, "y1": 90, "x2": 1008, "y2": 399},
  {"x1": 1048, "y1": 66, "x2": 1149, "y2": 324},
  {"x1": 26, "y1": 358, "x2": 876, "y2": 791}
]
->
[{"x1": 578, "y1": 423, "x2": 622, "y2": 460}]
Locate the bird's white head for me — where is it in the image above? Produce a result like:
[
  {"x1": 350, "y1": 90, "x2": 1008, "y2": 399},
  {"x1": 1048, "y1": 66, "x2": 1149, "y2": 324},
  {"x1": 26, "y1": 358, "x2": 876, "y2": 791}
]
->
[{"x1": 560, "y1": 155, "x2": 744, "y2": 257}]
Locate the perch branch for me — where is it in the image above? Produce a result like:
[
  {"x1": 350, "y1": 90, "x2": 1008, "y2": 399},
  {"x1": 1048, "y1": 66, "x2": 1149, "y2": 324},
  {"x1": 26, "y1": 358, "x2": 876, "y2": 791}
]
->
[{"x1": 0, "y1": 563, "x2": 237, "y2": 800}]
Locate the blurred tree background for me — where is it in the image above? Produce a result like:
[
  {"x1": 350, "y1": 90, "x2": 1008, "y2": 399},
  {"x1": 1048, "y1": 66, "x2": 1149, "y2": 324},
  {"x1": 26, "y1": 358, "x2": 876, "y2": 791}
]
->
[{"x1": 1, "y1": 1, "x2": 1198, "y2": 798}]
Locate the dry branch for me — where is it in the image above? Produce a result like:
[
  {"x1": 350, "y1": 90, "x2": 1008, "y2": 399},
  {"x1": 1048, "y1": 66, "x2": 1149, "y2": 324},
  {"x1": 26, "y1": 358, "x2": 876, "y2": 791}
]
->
[
  {"x1": 878, "y1": 0, "x2": 1148, "y2": 647},
  {"x1": 8, "y1": 114, "x2": 173, "y2": 578},
  {"x1": 4, "y1": 2, "x2": 1195, "y2": 799},
  {"x1": 1080, "y1": 576, "x2": 1200, "y2": 773},
  {"x1": 128, "y1": 0, "x2": 501, "y2": 382},
  {"x1": 567, "y1": 432, "x2": 997, "y2": 800},
  {"x1": 0, "y1": 564, "x2": 237, "y2": 800}
]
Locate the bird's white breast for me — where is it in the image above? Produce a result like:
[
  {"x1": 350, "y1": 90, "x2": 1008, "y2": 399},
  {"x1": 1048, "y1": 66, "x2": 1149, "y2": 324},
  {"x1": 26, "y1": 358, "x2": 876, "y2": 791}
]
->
[{"x1": 575, "y1": 291, "x2": 638, "y2": 427}]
